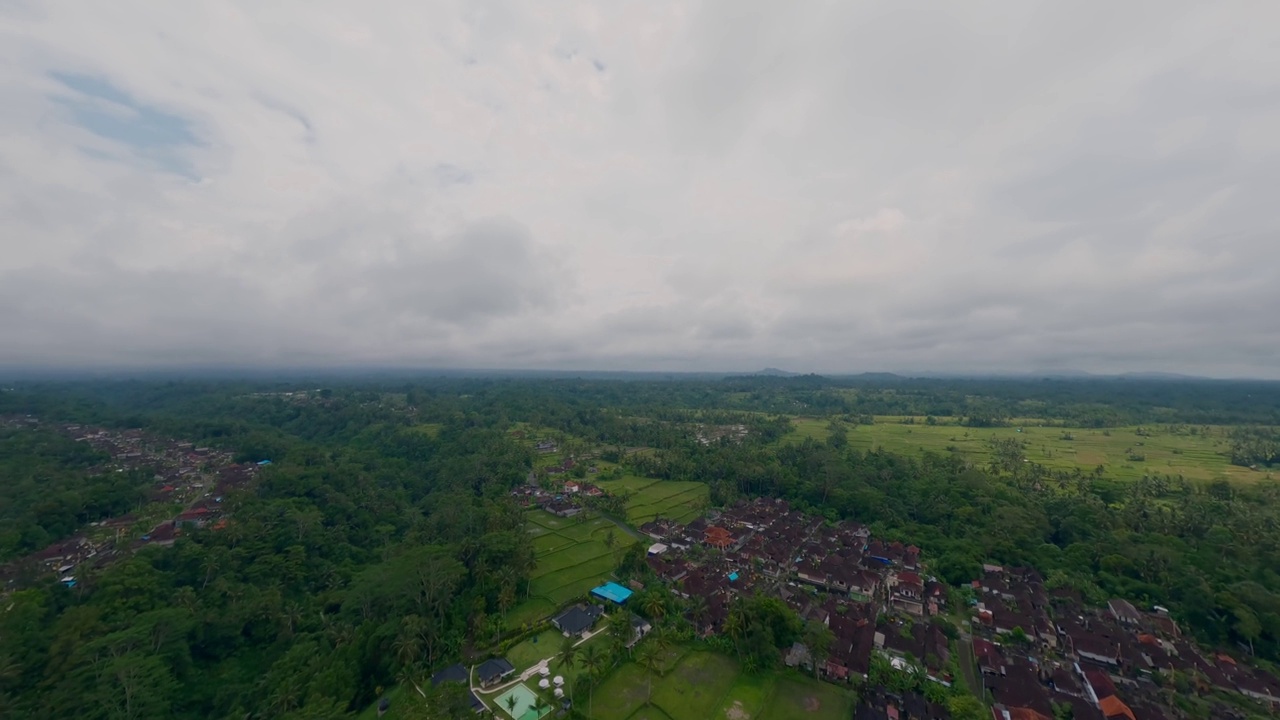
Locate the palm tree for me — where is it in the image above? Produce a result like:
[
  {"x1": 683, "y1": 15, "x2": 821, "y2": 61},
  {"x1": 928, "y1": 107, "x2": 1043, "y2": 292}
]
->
[
  {"x1": 608, "y1": 612, "x2": 633, "y2": 655},
  {"x1": 686, "y1": 595, "x2": 708, "y2": 634},
  {"x1": 652, "y1": 625, "x2": 673, "y2": 656},
  {"x1": 637, "y1": 642, "x2": 661, "y2": 706},
  {"x1": 504, "y1": 694, "x2": 518, "y2": 718},
  {"x1": 579, "y1": 644, "x2": 604, "y2": 717},
  {"x1": 642, "y1": 593, "x2": 665, "y2": 621},
  {"x1": 723, "y1": 607, "x2": 745, "y2": 664},
  {"x1": 559, "y1": 634, "x2": 579, "y2": 672}
]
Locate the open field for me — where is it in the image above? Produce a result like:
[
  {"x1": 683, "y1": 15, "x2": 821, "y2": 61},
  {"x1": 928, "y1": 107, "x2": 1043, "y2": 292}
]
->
[
  {"x1": 782, "y1": 416, "x2": 1264, "y2": 483},
  {"x1": 758, "y1": 678, "x2": 855, "y2": 720},
  {"x1": 589, "y1": 649, "x2": 855, "y2": 720},
  {"x1": 649, "y1": 652, "x2": 739, "y2": 720},
  {"x1": 714, "y1": 673, "x2": 774, "y2": 720},
  {"x1": 596, "y1": 476, "x2": 709, "y2": 524}
]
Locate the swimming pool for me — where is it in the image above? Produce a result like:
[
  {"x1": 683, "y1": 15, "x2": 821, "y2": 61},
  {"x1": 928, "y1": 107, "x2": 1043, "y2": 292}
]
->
[{"x1": 494, "y1": 683, "x2": 549, "y2": 720}]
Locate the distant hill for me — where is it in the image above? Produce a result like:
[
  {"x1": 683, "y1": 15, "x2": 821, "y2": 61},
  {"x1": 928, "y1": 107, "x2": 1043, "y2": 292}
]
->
[{"x1": 754, "y1": 367, "x2": 798, "y2": 377}]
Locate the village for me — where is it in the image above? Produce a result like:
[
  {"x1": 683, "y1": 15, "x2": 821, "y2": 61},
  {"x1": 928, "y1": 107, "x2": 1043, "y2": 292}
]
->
[
  {"x1": 505, "y1": 471, "x2": 1280, "y2": 720},
  {"x1": 0, "y1": 415, "x2": 261, "y2": 591}
]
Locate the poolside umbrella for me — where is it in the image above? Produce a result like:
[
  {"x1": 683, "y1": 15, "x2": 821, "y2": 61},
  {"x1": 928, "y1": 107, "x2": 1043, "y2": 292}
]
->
[
  {"x1": 553, "y1": 676, "x2": 564, "y2": 687},
  {"x1": 538, "y1": 678, "x2": 551, "y2": 689},
  {"x1": 539, "y1": 666, "x2": 551, "y2": 677},
  {"x1": 554, "y1": 688, "x2": 564, "y2": 698}
]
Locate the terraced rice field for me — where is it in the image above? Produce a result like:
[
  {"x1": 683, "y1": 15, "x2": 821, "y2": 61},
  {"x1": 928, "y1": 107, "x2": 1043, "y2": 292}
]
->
[
  {"x1": 515, "y1": 510, "x2": 637, "y2": 616},
  {"x1": 596, "y1": 475, "x2": 709, "y2": 524}
]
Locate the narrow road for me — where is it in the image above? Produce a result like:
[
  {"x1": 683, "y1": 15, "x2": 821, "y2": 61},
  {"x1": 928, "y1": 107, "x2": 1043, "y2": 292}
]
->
[{"x1": 473, "y1": 620, "x2": 612, "y2": 695}]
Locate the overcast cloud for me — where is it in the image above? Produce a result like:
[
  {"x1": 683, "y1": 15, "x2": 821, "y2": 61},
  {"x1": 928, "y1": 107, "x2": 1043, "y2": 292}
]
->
[{"x1": 2, "y1": 2, "x2": 1278, "y2": 376}]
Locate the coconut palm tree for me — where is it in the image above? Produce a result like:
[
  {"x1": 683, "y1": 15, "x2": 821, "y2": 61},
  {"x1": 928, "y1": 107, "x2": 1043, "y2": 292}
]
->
[
  {"x1": 504, "y1": 694, "x2": 518, "y2": 718},
  {"x1": 642, "y1": 593, "x2": 665, "y2": 621},
  {"x1": 637, "y1": 642, "x2": 661, "y2": 706},
  {"x1": 579, "y1": 644, "x2": 604, "y2": 717},
  {"x1": 561, "y1": 634, "x2": 579, "y2": 666}
]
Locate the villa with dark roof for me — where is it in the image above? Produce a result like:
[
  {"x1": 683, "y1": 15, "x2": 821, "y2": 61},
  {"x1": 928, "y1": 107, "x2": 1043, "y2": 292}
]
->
[{"x1": 552, "y1": 604, "x2": 603, "y2": 637}]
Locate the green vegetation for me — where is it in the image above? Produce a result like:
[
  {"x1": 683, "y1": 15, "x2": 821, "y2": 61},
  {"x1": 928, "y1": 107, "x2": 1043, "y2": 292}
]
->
[
  {"x1": 2, "y1": 374, "x2": 1280, "y2": 718},
  {"x1": 759, "y1": 677, "x2": 855, "y2": 720},
  {"x1": 508, "y1": 511, "x2": 637, "y2": 621},
  {"x1": 589, "y1": 648, "x2": 854, "y2": 720},
  {"x1": 0, "y1": 424, "x2": 142, "y2": 561},
  {"x1": 782, "y1": 417, "x2": 1262, "y2": 483},
  {"x1": 596, "y1": 475, "x2": 709, "y2": 524}
]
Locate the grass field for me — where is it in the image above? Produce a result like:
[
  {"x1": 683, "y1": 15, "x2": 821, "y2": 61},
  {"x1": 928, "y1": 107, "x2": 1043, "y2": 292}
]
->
[
  {"x1": 758, "y1": 678, "x2": 855, "y2": 720},
  {"x1": 509, "y1": 510, "x2": 639, "y2": 626},
  {"x1": 782, "y1": 416, "x2": 1264, "y2": 483},
  {"x1": 596, "y1": 475, "x2": 710, "y2": 525},
  {"x1": 588, "y1": 648, "x2": 854, "y2": 720},
  {"x1": 649, "y1": 652, "x2": 739, "y2": 720}
]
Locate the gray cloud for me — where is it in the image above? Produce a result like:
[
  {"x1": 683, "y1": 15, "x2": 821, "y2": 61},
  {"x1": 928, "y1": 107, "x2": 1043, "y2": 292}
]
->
[{"x1": 0, "y1": 1, "x2": 1278, "y2": 376}]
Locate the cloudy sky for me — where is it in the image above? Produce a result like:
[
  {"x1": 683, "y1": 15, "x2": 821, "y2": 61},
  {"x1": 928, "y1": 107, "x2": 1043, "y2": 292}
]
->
[{"x1": 2, "y1": 2, "x2": 1278, "y2": 376}]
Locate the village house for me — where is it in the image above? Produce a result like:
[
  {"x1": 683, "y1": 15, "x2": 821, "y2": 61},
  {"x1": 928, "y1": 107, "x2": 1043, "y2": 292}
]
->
[{"x1": 551, "y1": 604, "x2": 603, "y2": 638}]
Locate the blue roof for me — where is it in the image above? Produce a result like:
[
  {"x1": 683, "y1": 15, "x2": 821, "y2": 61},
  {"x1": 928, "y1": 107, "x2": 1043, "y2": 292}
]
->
[
  {"x1": 728, "y1": 572, "x2": 739, "y2": 582},
  {"x1": 591, "y1": 581, "x2": 633, "y2": 604},
  {"x1": 257, "y1": 460, "x2": 272, "y2": 466}
]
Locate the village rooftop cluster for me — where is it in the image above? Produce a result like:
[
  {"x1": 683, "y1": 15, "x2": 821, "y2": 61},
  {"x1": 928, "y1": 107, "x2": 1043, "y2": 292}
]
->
[
  {"x1": 0, "y1": 416, "x2": 262, "y2": 590},
  {"x1": 524, "y1": 488, "x2": 1280, "y2": 720}
]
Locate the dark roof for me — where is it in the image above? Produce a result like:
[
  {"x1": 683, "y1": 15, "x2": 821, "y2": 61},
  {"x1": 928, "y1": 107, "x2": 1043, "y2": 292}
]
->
[
  {"x1": 553, "y1": 605, "x2": 601, "y2": 635},
  {"x1": 477, "y1": 657, "x2": 515, "y2": 681},
  {"x1": 430, "y1": 663, "x2": 469, "y2": 686}
]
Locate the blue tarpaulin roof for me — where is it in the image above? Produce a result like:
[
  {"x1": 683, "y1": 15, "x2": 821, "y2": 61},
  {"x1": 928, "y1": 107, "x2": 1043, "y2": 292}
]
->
[
  {"x1": 728, "y1": 572, "x2": 739, "y2": 582},
  {"x1": 591, "y1": 581, "x2": 633, "y2": 604}
]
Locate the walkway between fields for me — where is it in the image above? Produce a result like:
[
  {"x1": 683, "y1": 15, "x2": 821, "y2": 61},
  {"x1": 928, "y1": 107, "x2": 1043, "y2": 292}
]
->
[
  {"x1": 473, "y1": 622, "x2": 611, "y2": 696},
  {"x1": 597, "y1": 511, "x2": 645, "y2": 543}
]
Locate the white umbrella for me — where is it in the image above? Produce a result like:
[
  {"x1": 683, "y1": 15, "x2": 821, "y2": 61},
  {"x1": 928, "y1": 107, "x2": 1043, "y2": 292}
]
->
[
  {"x1": 539, "y1": 666, "x2": 551, "y2": 677},
  {"x1": 538, "y1": 678, "x2": 551, "y2": 689},
  {"x1": 553, "y1": 676, "x2": 564, "y2": 686},
  {"x1": 553, "y1": 688, "x2": 564, "y2": 698}
]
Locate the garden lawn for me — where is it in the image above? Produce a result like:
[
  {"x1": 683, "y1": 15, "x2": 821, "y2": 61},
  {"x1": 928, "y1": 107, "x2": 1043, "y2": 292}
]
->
[{"x1": 506, "y1": 630, "x2": 563, "y2": 673}]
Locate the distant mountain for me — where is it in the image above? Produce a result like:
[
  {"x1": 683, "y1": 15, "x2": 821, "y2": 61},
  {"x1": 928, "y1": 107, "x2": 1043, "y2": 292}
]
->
[
  {"x1": 754, "y1": 367, "x2": 798, "y2": 377},
  {"x1": 1117, "y1": 371, "x2": 1209, "y2": 381}
]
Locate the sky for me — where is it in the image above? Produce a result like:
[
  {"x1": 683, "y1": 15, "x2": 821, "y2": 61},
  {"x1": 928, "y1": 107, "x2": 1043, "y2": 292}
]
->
[{"x1": 2, "y1": 2, "x2": 1278, "y2": 377}]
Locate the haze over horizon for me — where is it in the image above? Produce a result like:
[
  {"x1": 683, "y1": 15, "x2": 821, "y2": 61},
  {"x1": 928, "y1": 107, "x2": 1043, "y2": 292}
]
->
[{"x1": 3, "y1": 2, "x2": 1278, "y2": 378}]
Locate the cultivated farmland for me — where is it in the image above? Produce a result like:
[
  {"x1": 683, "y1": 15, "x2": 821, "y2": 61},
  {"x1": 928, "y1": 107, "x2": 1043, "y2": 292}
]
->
[
  {"x1": 782, "y1": 416, "x2": 1263, "y2": 483},
  {"x1": 595, "y1": 475, "x2": 709, "y2": 524},
  {"x1": 509, "y1": 510, "x2": 637, "y2": 625},
  {"x1": 589, "y1": 648, "x2": 854, "y2": 720}
]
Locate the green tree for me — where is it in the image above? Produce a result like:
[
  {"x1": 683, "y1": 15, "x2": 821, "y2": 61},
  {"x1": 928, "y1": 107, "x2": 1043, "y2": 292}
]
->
[
  {"x1": 637, "y1": 642, "x2": 661, "y2": 706},
  {"x1": 579, "y1": 643, "x2": 605, "y2": 716},
  {"x1": 802, "y1": 620, "x2": 834, "y2": 678},
  {"x1": 948, "y1": 694, "x2": 987, "y2": 720}
]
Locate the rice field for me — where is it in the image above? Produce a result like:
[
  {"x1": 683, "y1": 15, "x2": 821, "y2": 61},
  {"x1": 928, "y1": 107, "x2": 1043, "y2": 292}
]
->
[
  {"x1": 782, "y1": 416, "x2": 1263, "y2": 483},
  {"x1": 511, "y1": 510, "x2": 638, "y2": 621},
  {"x1": 595, "y1": 475, "x2": 709, "y2": 524},
  {"x1": 589, "y1": 649, "x2": 854, "y2": 720}
]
